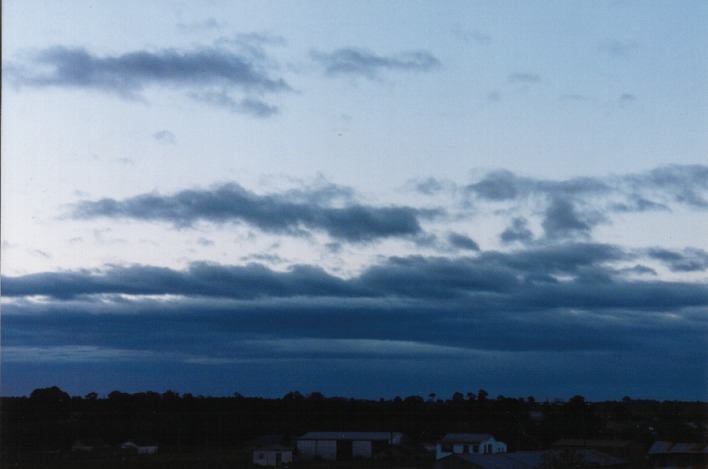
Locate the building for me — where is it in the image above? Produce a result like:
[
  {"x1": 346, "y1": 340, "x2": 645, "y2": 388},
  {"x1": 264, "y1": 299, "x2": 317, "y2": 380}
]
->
[
  {"x1": 120, "y1": 440, "x2": 158, "y2": 455},
  {"x1": 552, "y1": 438, "x2": 645, "y2": 461},
  {"x1": 253, "y1": 445, "x2": 294, "y2": 466},
  {"x1": 433, "y1": 449, "x2": 627, "y2": 468},
  {"x1": 647, "y1": 441, "x2": 708, "y2": 468},
  {"x1": 436, "y1": 433, "x2": 507, "y2": 460},
  {"x1": 297, "y1": 431, "x2": 403, "y2": 460}
]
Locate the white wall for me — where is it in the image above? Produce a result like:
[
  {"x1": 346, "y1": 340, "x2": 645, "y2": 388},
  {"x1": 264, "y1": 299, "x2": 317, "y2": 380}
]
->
[
  {"x1": 253, "y1": 450, "x2": 293, "y2": 466},
  {"x1": 352, "y1": 440, "x2": 372, "y2": 458},
  {"x1": 297, "y1": 440, "x2": 337, "y2": 460}
]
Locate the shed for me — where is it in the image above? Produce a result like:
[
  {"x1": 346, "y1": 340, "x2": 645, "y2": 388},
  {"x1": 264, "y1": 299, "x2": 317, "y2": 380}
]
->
[
  {"x1": 552, "y1": 438, "x2": 644, "y2": 461},
  {"x1": 434, "y1": 449, "x2": 627, "y2": 468},
  {"x1": 297, "y1": 431, "x2": 403, "y2": 460},
  {"x1": 647, "y1": 440, "x2": 708, "y2": 467},
  {"x1": 253, "y1": 445, "x2": 294, "y2": 466},
  {"x1": 436, "y1": 433, "x2": 507, "y2": 460},
  {"x1": 120, "y1": 440, "x2": 158, "y2": 455}
]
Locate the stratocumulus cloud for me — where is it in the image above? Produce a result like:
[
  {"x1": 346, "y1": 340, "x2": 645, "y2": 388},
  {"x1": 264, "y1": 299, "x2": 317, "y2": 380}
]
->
[
  {"x1": 71, "y1": 183, "x2": 424, "y2": 242},
  {"x1": 2, "y1": 242, "x2": 706, "y2": 398},
  {"x1": 311, "y1": 47, "x2": 440, "y2": 79},
  {"x1": 7, "y1": 44, "x2": 289, "y2": 116},
  {"x1": 463, "y1": 165, "x2": 708, "y2": 240}
]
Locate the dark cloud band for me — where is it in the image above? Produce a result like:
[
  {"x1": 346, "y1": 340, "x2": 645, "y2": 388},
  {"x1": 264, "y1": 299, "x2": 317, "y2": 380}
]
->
[{"x1": 71, "y1": 183, "x2": 423, "y2": 242}]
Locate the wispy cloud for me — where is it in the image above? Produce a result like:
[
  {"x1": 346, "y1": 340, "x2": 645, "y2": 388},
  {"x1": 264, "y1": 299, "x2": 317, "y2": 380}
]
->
[
  {"x1": 3, "y1": 243, "x2": 705, "y2": 360},
  {"x1": 464, "y1": 165, "x2": 708, "y2": 240},
  {"x1": 7, "y1": 43, "x2": 290, "y2": 116},
  {"x1": 508, "y1": 72, "x2": 541, "y2": 84},
  {"x1": 176, "y1": 18, "x2": 228, "y2": 34},
  {"x1": 501, "y1": 217, "x2": 534, "y2": 245},
  {"x1": 71, "y1": 183, "x2": 426, "y2": 243},
  {"x1": 153, "y1": 130, "x2": 176, "y2": 144},
  {"x1": 599, "y1": 40, "x2": 639, "y2": 58},
  {"x1": 311, "y1": 47, "x2": 440, "y2": 79},
  {"x1": 447, "y1": 232, "x2": 480, "y2": 251}
]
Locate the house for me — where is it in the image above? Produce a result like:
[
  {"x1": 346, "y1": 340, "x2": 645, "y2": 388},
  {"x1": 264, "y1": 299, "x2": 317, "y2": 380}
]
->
[
  {"x1": 433, "y1": 449, "x2": 627, "y2": 468},
  {"x1": 297, "y1": 431, "x2": 403, "y2": 460},
  {"x1": 72, "y1": 439, "x2": 110, "y2": 453},
  {"x1": 436, "y1": 433, "x2": 507, "y2": 460},
  {"x1": 647, "y1": 440, "x2": 708, "y2": 468},
  {"x1": 120, "y1": 440, "x2": 158, "y2": 455},
  {"x1": 552, "y1": 438, "x2": 645, "y2": 461},
  {"x1": 253, "y1": 445, "x2": 294, "y2": 466}
]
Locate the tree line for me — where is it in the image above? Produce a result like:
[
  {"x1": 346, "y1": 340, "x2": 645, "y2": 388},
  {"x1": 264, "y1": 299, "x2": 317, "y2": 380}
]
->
[{"x1": 1, "y1": 386, "x2": 705, "y2": 459}]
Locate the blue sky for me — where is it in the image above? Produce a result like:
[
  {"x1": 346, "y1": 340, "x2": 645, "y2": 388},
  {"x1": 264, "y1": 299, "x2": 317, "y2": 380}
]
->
[{"x1": 2, "y1": 1, "x2": 707, "y2": 400}]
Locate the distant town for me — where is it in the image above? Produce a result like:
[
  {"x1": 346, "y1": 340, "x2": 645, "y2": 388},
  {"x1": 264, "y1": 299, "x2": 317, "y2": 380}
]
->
[{"x1": 1, "y1": 387, "x2": 705, "y2": 468}]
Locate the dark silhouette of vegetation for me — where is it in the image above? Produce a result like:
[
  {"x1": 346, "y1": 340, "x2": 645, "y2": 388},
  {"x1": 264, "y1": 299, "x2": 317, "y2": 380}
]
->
[{"x1": 1, "y1": 387, "x2": 705, "y2": 466}]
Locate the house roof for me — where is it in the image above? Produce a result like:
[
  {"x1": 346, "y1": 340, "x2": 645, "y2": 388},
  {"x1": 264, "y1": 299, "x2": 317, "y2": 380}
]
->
[
  {"x1": 648, "y1": 441, "x2": 708, "y2": 454},
  {"x1": 446, "y1": 449, "x2": 625, "y2": 468},
  {"x1": 553, "y1": 438, "x2": 635, "y2": 448},
  {"x1": 255, "y1": 445, "x2": 294, "y2": 452},
  {"x1": 438, "y1": 433, "x2": 494, "y2": 444},
  {"x1": 298, "y1": 431, "x2": 402, "y2": 441}
]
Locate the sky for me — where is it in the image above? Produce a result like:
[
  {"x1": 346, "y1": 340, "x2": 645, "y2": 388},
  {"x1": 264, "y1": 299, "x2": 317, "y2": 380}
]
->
[{"x1": 2, "y1": 1, "x2": 707, "y2": 401}]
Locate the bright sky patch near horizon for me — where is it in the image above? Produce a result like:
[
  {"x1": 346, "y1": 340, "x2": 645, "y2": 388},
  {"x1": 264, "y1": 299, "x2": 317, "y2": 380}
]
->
[{"x1": 2, "y1": 1, "x2": 707, "y2": 401}]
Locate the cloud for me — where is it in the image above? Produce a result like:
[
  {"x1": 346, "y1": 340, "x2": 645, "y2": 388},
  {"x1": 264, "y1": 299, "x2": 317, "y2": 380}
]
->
[
  {"x1": 3, "y1": 243, "x2": 706, "y2": 355},
  {"x1": 187, "y1": 90, "x2": 279, "y2": 117},
  {"x1": 599, "y1": 40, "x2": 638, "y2": 58},
  {"x1": 70, "y1": 182, "x2": 424, "y2": 243},
  {"x1": 508, "y1": 72, "x2": 541, "y2": 84},
  {"x1": 196, "y1": 237, "x2": 214, "y2": 247},
  {"x1": 447, "y1": 232, "x2": 480, "y2": 251},
  {"x1": 500, "y1": 217, "x2": 534, "y2": 244},
  {"x1": 411, "y1": 177, "x2": 446, "y2": 195},
  {"x1": 619, "y1": 93, "x2": 636, "y2": 107},
  {"x1": 4, "y1": 242, "x2": 705, "y2": 397},
  {"x1": 176, "y1": 18, "x2": 228, "y2": 34},
  {"x1": 646, "y1": 247, "x2": 708, "y2": 272},
  {"x1": 453, "y1": 29, "x2": 492, "y2": 46},
  {"x1": 467, "y1": 170, "x2": 520, "y2": 201},
  {"x1": 153, "y1": 130, "x2": 176, "y2": 144},
  {"x1": 7, "y1": 44, "x2": 290, "y2": 116},
  {"x1": 465, "y1": 165, "x2": 708, "y2": 239},
  {"x1": 542, "y1": 198, "x2": 597, "y2": 239},
  {"x1": 311, "y1": 47, "x2": 440, "y2": 79}
]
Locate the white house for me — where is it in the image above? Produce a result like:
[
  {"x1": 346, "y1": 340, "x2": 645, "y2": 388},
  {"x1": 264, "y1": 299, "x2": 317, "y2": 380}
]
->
[
  {"x1": 436, "y1": 433, "x2": 507, "y2": 460},
  {"x1": 297, "y1": 431, "x2": 403, "y2": 460},
  {"x1": 120, "y1": 440, "x2": 158, "y2": 455},
  {"x1": 253, "y1": 445, "x2": 294, "y2": 466}
]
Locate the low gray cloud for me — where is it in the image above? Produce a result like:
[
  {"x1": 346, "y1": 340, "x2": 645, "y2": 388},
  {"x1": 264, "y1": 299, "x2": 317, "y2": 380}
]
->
[
  {"x1": 311, "y1": 47, "x2": 440, "y2": 79},
  {"x1": 466, "y1": 165, "x2": 708, "y2": 240},
  {"x1": 542, "y1": 198, "x2": 597, "y2": 239},
  {"x1": 153, "y1": 130, "x2": 176, "y2": 144},
  {"x1": 176, "y1": 18, "x2": 228, "y2": 34},
  {"x1": 447, "y1": 232, "x2": 480, "y2": 251},
  {"x1": 71, "y1": 183, "x2": 424, "y2": 243},
  {"x1": 3, "y1": 244, "x2": 705, "y2": 357},
  {"x1": 7, "y1": 44, "x2": 290, "y2": 116},
  {"x1": 412, "y1": 177, "x2": 446, "y2": 196},
  {"x1": 500, "y1": 217, "x2": 534, "y2": 244},
  {"x1": 646, "y1": 247, "x2": 708, "y2": 272},
  {"x1": 4, "y1": 242, "x2": 705, "y2": 397},
  {"x1": 453, "y1": 29, "x2": 492, "y2": 46},
  {"x1": 187, "y1": 91, "x2": 278, "y2": 117},
  {"x1": 619, "y1": 93, "x2": 636, "y2": 107},
  {"x1": 599, "y1": 40, "x2": 639, "y2": 58},
  {"x1": 508, "y1": 72, "x2": 541, "y2": 84}
]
